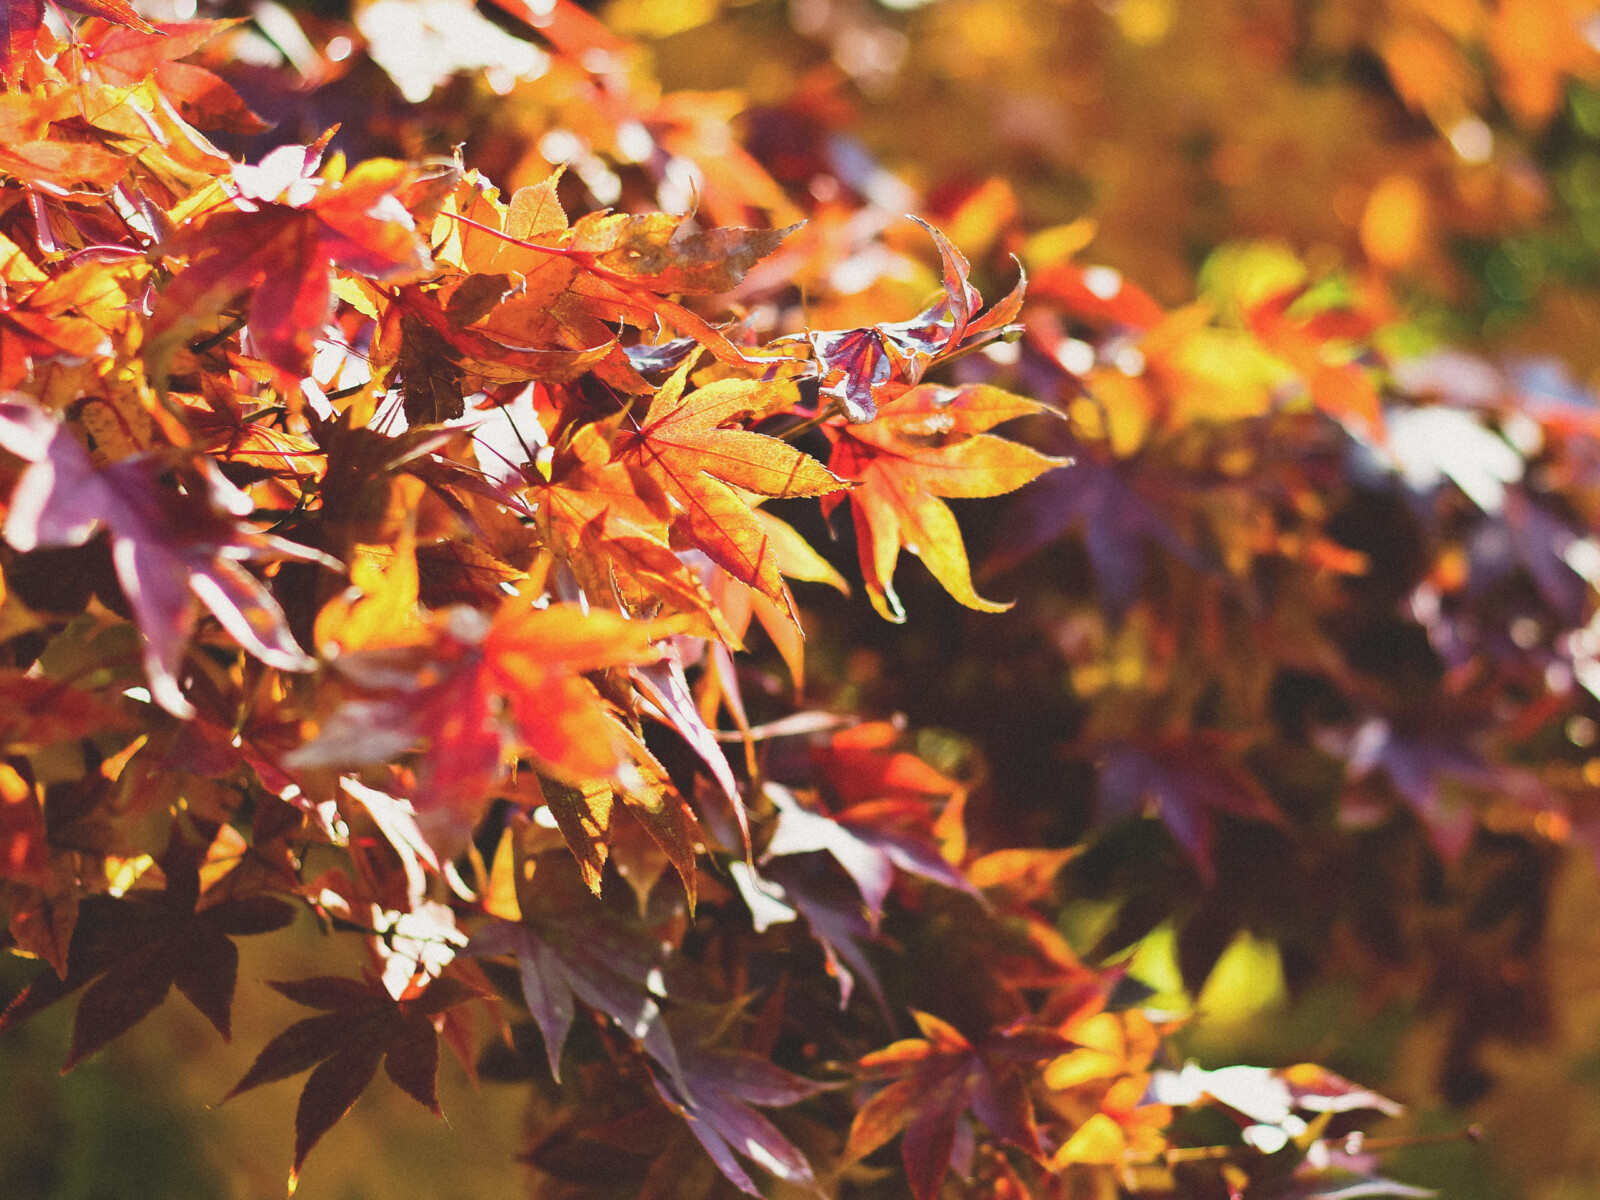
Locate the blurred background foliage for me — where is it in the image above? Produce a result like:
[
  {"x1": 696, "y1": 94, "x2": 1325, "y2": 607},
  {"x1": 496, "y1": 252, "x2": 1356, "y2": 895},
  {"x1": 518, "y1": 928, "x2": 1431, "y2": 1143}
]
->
[{"x1": 12, "y1": 0, "x2": 1600, "y2": 1196}]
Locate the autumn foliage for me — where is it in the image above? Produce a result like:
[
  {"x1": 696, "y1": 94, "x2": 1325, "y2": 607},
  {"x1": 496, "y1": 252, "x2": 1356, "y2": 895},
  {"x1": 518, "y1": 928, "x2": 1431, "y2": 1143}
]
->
[{"x1": 3, "y1": 0, "x2": 1600, "y2": 1197}]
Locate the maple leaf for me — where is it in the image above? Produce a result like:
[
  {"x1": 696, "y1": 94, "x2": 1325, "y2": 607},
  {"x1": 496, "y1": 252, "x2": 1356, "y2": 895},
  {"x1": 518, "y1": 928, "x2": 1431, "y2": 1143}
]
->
[
  {"x1": 763, "y1": 785, "x2": 895, "y2": 926},
  {"x1": 650, "y1": 1021, "x2": 832, "y2": 1197},
  {"x1": 505, "y1": 986, "x2": 827, "y2": 1194},
  {"x1": 5, "y1": 873, "x2": 80, "y2": 981},
  {"x1": 764, "y1": 783, "x2": 977, "y2": 930},
  {"x1": 224, "y1": 971, "x2": 482, "y2": 1191},
  {"x1": 0, "y1": 671, "x2": 130, "y2": 749},
  {"x1": 307, "y1": 408, "x2": 526, "y2": 565},
  {"x1": 576, "y1": 212, "x2": 801, "y2": 295},
  {"x1": 985, "y1": 447, "x2": 1202, "y2": 621},
  {"x1": 1096, "y1": 737, "x2": 1287, "y2": 886},
  {"x1": 0, "y1": 400, "x2": 326, "y2": 717},
  {"x1": 0, "y1": 822, "x2": 296, "y2": 1069},
  {"x1": 0, "y1": 233, "x2": 116, "y2": 388},
  {"x1": 1030, "y1": 260, "x2": 1166, "y2": 331},
  {"x1": 1340, "y1": 714, "x2": 1542, "y2": 863},
  {"x1": 802, "y1": 720, "x2": 976, "y2": 885},
  {"x1": 534, "y1": 752, "x2": 701, "y2": 910},
  {"x1": 0, "y1": 92, "x2": 131, "y2": 191},
  {"x1": 149, "y1": 145, "x2": 436, "y2": 378},
  {"x1": 534, "y1": 474, "x2": 723, "y2": 631},
  {"x1": 606, "y1": 790, "x2": 699, "y2": 916},
  {"x1": 394, "y1": 280, "x2": 615, "y2": 390},
  {"x1": 64, "y1": 19, "x2": 269, "y2": 135},
  {"x1": 427, "y1": 173, "x2": 634, "y2": 387},
  {"x1": 515, "y1": 422, "x2": 723, "y2": 635},
  {"x1": 844, "y1": 1012, "x2": 1066, "y2": 1200},
  {"x1": 615, "y1": 357, "x2": 845, "y2": 604},
  {"x1": 337, "y1": 776, "x2": 440, "y2": 915},
  {"x1": 397, "y1": 311, "x2": 467, "y2": 424},
  {"x1": 823, "y1": 383, "x2": 1068, "y2": 621},
  {"x1": 0, "y1": 0, "x2": 154, "y2": 80},
  {"x1": 289, "y1": 598, "x2": 669, "y2": 803},
  {"x1": 1483, "y1": 489, "x2": 1588, "y2": 626},
  {"x1": 190, "y1": 407, "x2": 326, "y2": 486},
  {"x1": 698, "y1": 505, "x2": 851, "y2": 690},
  {"x1": 1245, "y1": 288, "x2": 1385, "y2": 439},
  {"x1": 734, "y1": 726, "x2": 973, "y2": 1009},
  {"x1": 447, "y1": 174, "x2": 794, "y2": 301},
  {"x1": 633, "y1": 655, "x2": 747, "y2": 848},
  {"x1": 0, "y1": 6, "x2": 1567, "y2": 1194},
  {"x1": 802, "y1": 217, "x2": 1024, "y2": 423},
  {"x1": 808, "y1": 720, "x2": 966, "y2": 807},
  {"x1": 442, "y1": 176, "x2": 797, "y2": 377},
  {"x1": 465, "y1": 851, "x2": 682, "y2": 1086},
  {"x1": 751, "y1": 851, "x2": 891, "y2": 1013}
]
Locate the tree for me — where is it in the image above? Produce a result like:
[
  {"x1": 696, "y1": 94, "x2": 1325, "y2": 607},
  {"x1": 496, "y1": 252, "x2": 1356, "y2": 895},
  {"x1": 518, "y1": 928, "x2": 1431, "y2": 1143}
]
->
[{"x1": 2, "y1": 0, "x2": 1597, "y2": 1197}]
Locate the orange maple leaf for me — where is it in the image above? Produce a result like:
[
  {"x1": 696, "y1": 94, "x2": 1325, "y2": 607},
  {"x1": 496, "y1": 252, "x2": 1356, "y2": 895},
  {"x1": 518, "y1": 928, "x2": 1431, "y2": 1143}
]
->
[
  {"x1": 823, "y1": 384, "x2": 1068, "y2": 621},
  {"x1": 615, "y1": 358, "x2": 845, "y2": 605},
  {"x1": 442, "y1": 176, "x2": 798, "y2": 387},
  {"x1": 525, "y1": 425, "x2": 727, "y2": 634}
]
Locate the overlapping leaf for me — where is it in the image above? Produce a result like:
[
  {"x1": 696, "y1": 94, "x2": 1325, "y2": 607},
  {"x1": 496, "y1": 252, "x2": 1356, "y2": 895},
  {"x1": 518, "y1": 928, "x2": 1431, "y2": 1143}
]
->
[
  {"x1": 845, "y1": 1013, "x2": 1067, "y2": 1200},
  {"x1": 0, "y1": 399, "x2": 326, "y2": 717},
  {"x1": 650, "y1": 1028, "x2": 831, "y2": 1197},
  {"x1": 616, "y1": 360, "x2": 845, "y2": 604},
  {"x1": 0, "y1": 824, "x2": 295, "y2": 1068},
  {"x1": 150, "y1": 145, "x2": 437, "y2": 377},
  {"x1": 59, "y1": 19, "x2": 268, "y2": 135},
  {"x1": 440, "y1": 175, "x2": 797, "y2": 381},
  {"x1": 0, "y1": 0, "x2": 153, "y2": 80},
  {"x1": 764, "y1": 783, "x2": 976, "y2": 929},
  {"x1": 288, "y1": 599, "x2": 668, "y2": 803},
  {"x1": 802, "y1": 218, "x2": 1024, "y2": 423},
  {"x1": 466, "y1": 851, "x2": 681, "y2": 1085},
  {"x1": 524, "y1": 432, "x2": 722, "y2": 632}
]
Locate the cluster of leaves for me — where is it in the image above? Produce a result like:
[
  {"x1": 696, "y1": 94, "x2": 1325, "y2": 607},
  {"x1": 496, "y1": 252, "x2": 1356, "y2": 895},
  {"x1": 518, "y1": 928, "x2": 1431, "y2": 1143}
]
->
[{"x1": 2, "y1": 0, "x2": 1597, "y2": 1198}]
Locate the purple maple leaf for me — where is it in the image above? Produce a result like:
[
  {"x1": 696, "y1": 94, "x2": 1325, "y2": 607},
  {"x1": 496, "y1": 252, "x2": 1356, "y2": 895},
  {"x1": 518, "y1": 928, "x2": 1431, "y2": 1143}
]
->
[{"x1": 0, "y1": 400, "x2": 327, "y2": 716}]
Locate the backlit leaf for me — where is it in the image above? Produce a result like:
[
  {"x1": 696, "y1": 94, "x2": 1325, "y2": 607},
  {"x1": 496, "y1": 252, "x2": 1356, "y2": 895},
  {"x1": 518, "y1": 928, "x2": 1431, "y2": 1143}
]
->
[{"x1": 823, "y1": 384, "x2": 1068, "y2": 620}]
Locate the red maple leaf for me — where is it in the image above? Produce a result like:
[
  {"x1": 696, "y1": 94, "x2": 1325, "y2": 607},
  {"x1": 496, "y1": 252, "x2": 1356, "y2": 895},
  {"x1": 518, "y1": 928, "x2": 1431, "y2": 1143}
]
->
[
  {"x1": 0, "y1": 0, "x2": 153, "y2": 81},
  {"x1": 149, "y1": 144, "x2": 436, "y2": 377},
  {"x1": 288, "y1": 599, "x2": 670, "y2": 803},
  {"x1": 63, "y1": 18, "x2": 269, "y2": 135},
  {"x1": 844, "y1": 1012, "x2": 1067, "y2": 1200}
]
